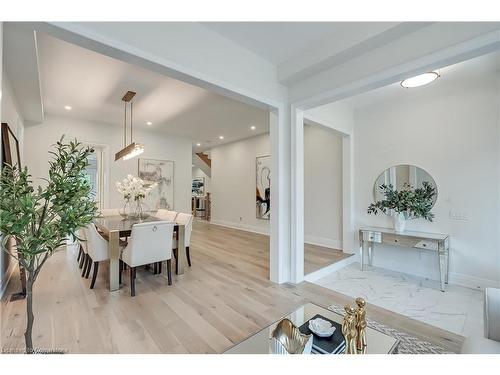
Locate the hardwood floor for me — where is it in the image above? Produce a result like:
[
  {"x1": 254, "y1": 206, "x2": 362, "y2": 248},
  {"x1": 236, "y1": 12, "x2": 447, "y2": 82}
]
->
[
  {"x1": 304, "y1": 243, "x2": 351, "y2": 274},
  {"x1": 1, "y1": 221, "x2": 463, "y2": 353}
]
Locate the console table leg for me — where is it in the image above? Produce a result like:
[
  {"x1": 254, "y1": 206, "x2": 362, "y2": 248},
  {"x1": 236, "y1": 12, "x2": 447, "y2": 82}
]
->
[
  {"x1": 445, "y1": 249, "x2": 449, "y2": 284},
  {"x1": 368, "y1": 244, "x2": 373, "y2": 266},
  {"x1": 438, "y1": 251, "x2": 446, "y2": 292},
  {"x1": 359, "y1": 242, "x2": 364, "y2": 271}
]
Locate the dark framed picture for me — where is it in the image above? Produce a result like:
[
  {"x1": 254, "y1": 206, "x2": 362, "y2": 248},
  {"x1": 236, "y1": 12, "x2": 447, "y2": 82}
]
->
[
  {"x1": 1, "y1": 122, "x2": 21, "y2": 169},
  {"x1": 1, "y1": 122, "x2": 26, "y2": 300}
]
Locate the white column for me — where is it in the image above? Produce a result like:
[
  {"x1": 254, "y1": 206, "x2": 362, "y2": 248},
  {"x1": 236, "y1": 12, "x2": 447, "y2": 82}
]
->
[
  {"x1": 270, "y1": 106, "x2": 291, "y2": 283},
  {"x1": 290, "y1": 106, "x2": 304, "y2": 283}
]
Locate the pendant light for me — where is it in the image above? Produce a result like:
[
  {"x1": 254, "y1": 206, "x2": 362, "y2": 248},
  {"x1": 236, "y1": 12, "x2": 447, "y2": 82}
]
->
[{"x1": 115, "y1": 90, "x2": 145, "y2": 161}]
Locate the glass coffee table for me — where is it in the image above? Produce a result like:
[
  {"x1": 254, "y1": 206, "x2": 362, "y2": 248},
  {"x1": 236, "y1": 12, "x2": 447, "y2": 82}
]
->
[{"x1": 224, "y1": 303, "x2": 399, "y2": 354}]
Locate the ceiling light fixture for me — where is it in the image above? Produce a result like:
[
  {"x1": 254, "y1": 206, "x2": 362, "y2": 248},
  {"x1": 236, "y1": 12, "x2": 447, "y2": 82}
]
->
[
  {"x1": 401, "y1": 72, "x2": 439, "y2": 88},
  {"x1": 146, "y1": 121, "x2": 153, "y2": 126},
  {"x1": 64, "y1": 105, "x2": 72, "y2": 111},
  {"x1": 115, "y1": 91, "x2": 144, "y2": 161},
  {"x1": 219, "y1": 136, "x2": 224, "y2": 140},
  {"x1": 196, "y1": 143, "x2": 201, "y2": 146},
  {"x1": 250, "y1": 125, "x2": 256, "y2": 130}
]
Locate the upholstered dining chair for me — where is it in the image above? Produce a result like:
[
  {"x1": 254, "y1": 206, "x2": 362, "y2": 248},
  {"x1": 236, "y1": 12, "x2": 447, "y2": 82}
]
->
[
  {"x1": 120, "y1": 221, "x2": 175, "y2": 296},
  {"x1": 99, "y1": 208, "x2": 120, "y2": 216},
  {"x1": 77, "y1": 228, "x2": 88, "y2": 271},
  {"x1": 156, "y1": 209, "x2": 178, "y2": 222},
  {"x1": 84, "y1": 223, "x2": 115, "y2": 289},
  {"x1": 172, "y1": 212, "x2": 194, "y2": 273}
]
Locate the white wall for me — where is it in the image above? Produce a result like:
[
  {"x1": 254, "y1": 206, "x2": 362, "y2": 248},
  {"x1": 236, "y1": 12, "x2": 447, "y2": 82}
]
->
[
  {"x1": 192, "y1": 167, "x2": 211, "y2": 194},
  {"x1": 23, "y1": 115, "x2": 192, "y2": 214},
  {"x1": 211, "y1": 129, "x2": 344, "y2": 251},
  {"x1": 211, "y1": 134, "x2": 271, "y2": 234},
  {"x1": 353, "y1": 73, "x2": 500, "y2": 289},
  {"x1": 1, "y1": 71, "x2": 26, "y2": 296},
  {"x1": 304, "y1": 124, "x2": 343, "y2": 249}
]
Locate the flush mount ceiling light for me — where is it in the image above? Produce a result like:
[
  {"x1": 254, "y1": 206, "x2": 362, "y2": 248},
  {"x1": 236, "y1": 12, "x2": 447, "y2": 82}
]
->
[
  {"x1": 219, "y1": 136, "x2": 224, "y2": 140},
  {"x1": 401, "y1": 72, "x2": 439, "y2": 88},
  {"x1": 115, "y1": 91, "x2": 144, "y2": 161},
  {"x1": 196, "y1": 142, "x2": 201, "y2": 146},
  {"x1": 250, "y1": 125, "x2": 256, "y2": 130},
  {"x1": 146, "y1": 121, "x2": 153, "y2": 126},
  {"x1": 64, "y1": 105, "x2": 72, "y2": 111}
]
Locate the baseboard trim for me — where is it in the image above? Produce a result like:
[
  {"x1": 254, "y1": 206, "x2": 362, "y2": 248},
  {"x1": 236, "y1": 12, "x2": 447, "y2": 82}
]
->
[
  {"x1": 448, "y1": 272, "x2": 500, "y2": 291},
  {"x1": 209, "y1": 219, "x2": 270, "y2": 236},
  {"x1": 304, "y1": 254, "x2": 357, "y2": 282},
  {"x1": 304, "y1": 235, "x2": 343, "y2": 251}
]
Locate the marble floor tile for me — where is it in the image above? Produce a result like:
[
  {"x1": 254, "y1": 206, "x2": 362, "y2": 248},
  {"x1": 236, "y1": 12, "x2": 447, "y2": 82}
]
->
[{"x1": 314, "y1": 262, "x2": 483, "y2": 336}]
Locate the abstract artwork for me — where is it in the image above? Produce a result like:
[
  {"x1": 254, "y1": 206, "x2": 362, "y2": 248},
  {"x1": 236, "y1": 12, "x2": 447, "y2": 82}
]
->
[
  {"x1": 256, "y1": 155, "x2": 270, "y2": 220},
  {"x1": 138, "y1": 158, "x2": 174, "y2": 210},
  {"x1": 192, "y1": 177, "x2": 205, "y2": 196}
]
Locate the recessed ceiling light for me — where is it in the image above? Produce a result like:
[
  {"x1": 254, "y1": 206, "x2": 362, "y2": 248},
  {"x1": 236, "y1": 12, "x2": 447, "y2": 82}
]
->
[
  {"x1": 196, "y1": 143, "x2": 201, "y2": 146},
  {"x1": 146, "y1": 121, "x2": 153, "y2": 126},
  {"x1": 401, "y1": 72, "x2": 439, "y2": 88},
  {"x1": 219, "y1": 136, "x2": 224, "y2": 140},
  {"x1": 64, "y1": 105, "x2": 72, "y2": 111},
  {"x1": 250, "y1": 125, "x2": 256, "y2": 130}
]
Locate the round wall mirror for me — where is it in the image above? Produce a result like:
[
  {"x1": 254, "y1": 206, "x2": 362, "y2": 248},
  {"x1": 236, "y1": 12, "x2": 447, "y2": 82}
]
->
[{"x1": 373, "y1": 164, "x2": 438, "y2": 215}]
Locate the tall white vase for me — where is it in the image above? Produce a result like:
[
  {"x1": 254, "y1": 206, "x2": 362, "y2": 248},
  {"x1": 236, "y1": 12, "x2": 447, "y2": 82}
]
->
[{"x1": 393, "y1": 212, "x2": 406, "y2": 232}]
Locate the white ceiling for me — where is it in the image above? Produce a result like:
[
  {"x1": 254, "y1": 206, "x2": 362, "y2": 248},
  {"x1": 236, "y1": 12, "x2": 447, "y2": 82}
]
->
[
  {"x1": 202, "y1": 22, "x2": 346, "y2": 64},
  {"x1": 340, "y1": 50, "x2": 500, "y2": 109},
  {"x1": 36, "y1": 32, "x2": 270, "y2": 150}
]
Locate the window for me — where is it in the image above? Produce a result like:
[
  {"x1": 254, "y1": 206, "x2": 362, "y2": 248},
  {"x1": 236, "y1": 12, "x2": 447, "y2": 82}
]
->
[{"x1": 82, "y1": 145, "x2": 105, "y2": 209}]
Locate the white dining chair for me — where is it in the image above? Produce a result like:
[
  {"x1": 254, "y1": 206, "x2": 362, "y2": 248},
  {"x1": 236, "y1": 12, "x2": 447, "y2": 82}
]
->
[
  {"x1": 84, "y1": 223, "x2": 114, "y2": 289},
  {"x1": 99, "y1": 208, "x2": 121, "y2": 216},
  {"x1": 173, "y1": 212, "x2": 194, "y2": 273},
  {"x1": 156, "y1": 209, "x2": 178, "y2": 222},
  {"x1": 77, "y1": 228, "x2": 88, "y2": 271},
  {"x1": 121, "y1": 221, "x2": 175, "y2": 296}
]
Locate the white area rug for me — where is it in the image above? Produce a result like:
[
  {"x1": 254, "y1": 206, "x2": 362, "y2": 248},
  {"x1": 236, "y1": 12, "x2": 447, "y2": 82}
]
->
[{"x1": 316, "y1": 262, "x2": 483, "y2": 337}]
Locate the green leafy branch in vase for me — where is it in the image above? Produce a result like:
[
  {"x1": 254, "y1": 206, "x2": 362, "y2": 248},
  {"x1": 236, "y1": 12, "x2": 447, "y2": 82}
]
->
[{"x1": 367, "y1": 181, "x2": 436, "y2": 221}]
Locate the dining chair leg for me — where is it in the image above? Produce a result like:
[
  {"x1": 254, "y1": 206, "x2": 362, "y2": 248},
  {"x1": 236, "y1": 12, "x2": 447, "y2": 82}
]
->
[
  {"x1": 90, "y1": 261, "x2": 99, "y2": 289},
  {"x1": 77, "y1": 245, "x2": 83, "y2": 262},
  {"x1": 119, "y1": 260, "x2": 123, "y2": 284},
  {"x1": 186, "y1": 246, "x2": 191, "y2": 267},
  {"x1": 130, "y1": 267, "x2": 136, "y2": 297},
  {"x1": 81, "y1": 254, "x2": 89, "y2": 276},
  {"x1": 85, "y1": 255, "x2": 93, "y2": 279},
  {"x1": 152, "y1": 263, "x2": 157, "y2": 274},
  {"x1": 166, "y1": 259, "x2": 172, "y2": 286},
  {"x1": 157, "y1": 262, "x2": 162, "y2": 274},
  {"x1": 79, "y1": 251, "x2": 86, "y2": 269}
]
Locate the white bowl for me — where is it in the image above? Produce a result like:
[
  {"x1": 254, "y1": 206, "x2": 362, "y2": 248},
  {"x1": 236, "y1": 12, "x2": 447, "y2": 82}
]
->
[{"x1": 308, "y1": 318, "x2": 336, "y2": 337}]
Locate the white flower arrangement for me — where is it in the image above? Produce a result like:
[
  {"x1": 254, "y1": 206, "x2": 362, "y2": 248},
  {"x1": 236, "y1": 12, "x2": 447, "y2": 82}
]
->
[{"x1": 116, "y1": 174, "x2": 157, "y2": 201}]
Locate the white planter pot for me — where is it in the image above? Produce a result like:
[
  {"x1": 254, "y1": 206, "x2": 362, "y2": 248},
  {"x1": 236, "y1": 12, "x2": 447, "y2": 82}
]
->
[{"x1": 393, "y1": 212, "x2": 406, "y2": 232}]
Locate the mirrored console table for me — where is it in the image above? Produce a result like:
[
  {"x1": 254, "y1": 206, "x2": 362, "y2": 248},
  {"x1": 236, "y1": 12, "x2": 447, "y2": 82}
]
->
[{"x1": 359, "y1": 227, "x2": 450, "y2": 292}]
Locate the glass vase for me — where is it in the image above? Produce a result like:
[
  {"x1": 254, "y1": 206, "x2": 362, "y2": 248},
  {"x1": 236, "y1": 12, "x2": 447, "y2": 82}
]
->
[
  {"x1": 133, "y1": 199, "x2": 150, "y2": 220},
  {"x1": 119, "y1": 198, "x2": 133, "y2": 219}
]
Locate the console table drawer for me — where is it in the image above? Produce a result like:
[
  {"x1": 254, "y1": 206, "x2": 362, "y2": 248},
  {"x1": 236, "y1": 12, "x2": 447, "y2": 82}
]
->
[
  {"x1": 414, "y1": 240, "x2": 439, "y2": 251},
  {"x1": 362, "y1": 231, "x2": 381, "y2": 243},
  {"x1": 382, "y1": 233, "x2": 419, "y2": 247}
]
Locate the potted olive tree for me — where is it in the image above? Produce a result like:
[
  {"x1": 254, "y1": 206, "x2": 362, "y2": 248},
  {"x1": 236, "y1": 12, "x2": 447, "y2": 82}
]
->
[
  {"x1": 0, "y1": 138, "x2": 97, "y2": 354},
  {"x1": 367, "y1": 182, "x2": 436, "y2": 232}
]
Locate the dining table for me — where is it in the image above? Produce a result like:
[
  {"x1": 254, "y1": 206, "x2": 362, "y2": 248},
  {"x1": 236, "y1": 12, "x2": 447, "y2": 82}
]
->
[{"x1": 94, "y1": 214, "x2": 186, "y2": 292}]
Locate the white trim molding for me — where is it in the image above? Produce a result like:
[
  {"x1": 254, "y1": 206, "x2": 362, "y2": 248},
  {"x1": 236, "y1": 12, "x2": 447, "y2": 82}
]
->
[{"x1": 209, "y1": 219, "x2": 269, "y2": 236}]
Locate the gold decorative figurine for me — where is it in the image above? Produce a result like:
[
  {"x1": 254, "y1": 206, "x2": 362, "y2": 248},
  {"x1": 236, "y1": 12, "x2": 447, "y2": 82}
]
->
[
  {"x1": 355, "y1": 297, "x2": 367, "y2": 351},
  {"x1": 341, "y1": 305, "x2": 358, "y2": 354}
]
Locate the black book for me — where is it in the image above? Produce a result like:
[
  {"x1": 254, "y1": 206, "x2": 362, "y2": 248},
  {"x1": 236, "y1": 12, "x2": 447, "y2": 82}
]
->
[{"x1": 298, "y1": 314, "x2": 346, "y2": 354}]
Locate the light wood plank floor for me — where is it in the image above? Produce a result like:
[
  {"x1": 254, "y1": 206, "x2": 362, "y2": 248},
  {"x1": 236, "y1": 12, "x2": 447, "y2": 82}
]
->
[
  {"x1": 304, "y1": 243, "x2": 351, "y2": 274},
  {"x1": 1, "y1": 221, "x2": 463, "y2": 353}
]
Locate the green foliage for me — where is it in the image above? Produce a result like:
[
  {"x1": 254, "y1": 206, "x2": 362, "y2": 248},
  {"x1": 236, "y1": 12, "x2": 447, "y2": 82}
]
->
[
  {"x1": 367, "y1": 181, "x2": 436, "y2": 221},
  {"x1": 0, "y1": 137, "x2": 98, "y2": 279}
]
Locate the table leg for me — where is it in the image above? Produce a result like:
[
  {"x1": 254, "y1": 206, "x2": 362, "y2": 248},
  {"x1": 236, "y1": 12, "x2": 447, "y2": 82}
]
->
[
  {"x1": 359, "y1": 240, "x2": 364, "y2": 271},
  {"x1": 109, "y1": 230, "x2": 120, "y2": 292},
  {"x1": 368, "y1": 244, "x2": 373, "y2": 266},
  {"x1": 176, "y1": 225, "x2": 186, "y2": 275},
  {"x1": 445, "y1": 248, "x2": 449, "y2": 284},
  {"x1": 438, "y1": 250, "x2": 446, "y2": 292}
]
